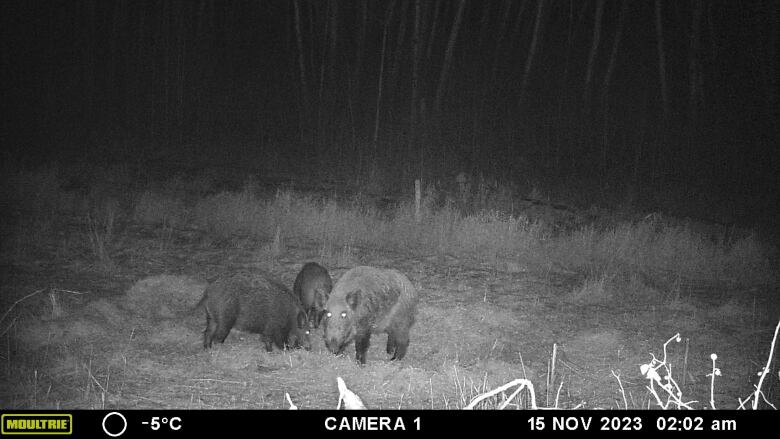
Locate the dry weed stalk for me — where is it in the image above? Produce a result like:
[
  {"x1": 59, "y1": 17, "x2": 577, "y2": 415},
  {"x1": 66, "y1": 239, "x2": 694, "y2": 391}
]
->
[
  {"x1": 464, "y1": 378, "x2": 538, "y2": 409},
  {"x1": 640, "y1": 333, "x2": 698, "y2": 409},
  {"x1": 739, "y1": 318, "x2": 780, "y2": 410}
]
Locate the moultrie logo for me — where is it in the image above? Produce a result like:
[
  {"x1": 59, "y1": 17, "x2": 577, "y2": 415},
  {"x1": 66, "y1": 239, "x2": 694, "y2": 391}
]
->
[{"x1": 2, "y1": 414, "x2": 72, "y2": 435}]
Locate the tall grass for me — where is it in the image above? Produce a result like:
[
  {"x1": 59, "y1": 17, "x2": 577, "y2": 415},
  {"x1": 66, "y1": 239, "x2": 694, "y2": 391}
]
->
[
  {"x1": 548, "y1": 216, "x2": 775, "y2": 285},
  {"x1": 187, "y1": 187, "x2": 546, "y2": 263},
  {"x1": 5, "y1": 166, "x2": 776, "y2": 290},
  {"x1": 133, "y1": 191, "x2": 188, "y2": 227},
  {"x1": 86, "y1": 199, "x2": 119, "y2": 272},
  {"x1": 188, "y1": 186, "x2": 774, "y2": 289}
]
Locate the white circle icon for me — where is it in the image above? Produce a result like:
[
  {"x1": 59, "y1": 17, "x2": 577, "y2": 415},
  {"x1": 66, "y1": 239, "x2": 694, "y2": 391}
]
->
[{"x1": 102, "y1": 412, "x2": 128, "y2": 437}]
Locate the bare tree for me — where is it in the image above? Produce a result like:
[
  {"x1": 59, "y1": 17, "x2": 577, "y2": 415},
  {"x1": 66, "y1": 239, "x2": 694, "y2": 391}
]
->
[
  {"x1": 518, "y1": 0, "x2": 545, "y2": 109},
  {"x1": 388, "y1": 0, "x2": 410, "y2": 102},
  {"x1": 507, "y1": 0, "x2": 530, "y2": 47},
  {"x1": 353, "y1": 0, "x2": 368, "y2": 90},
  {"x1": 292, "y1": 0, "x2": 310, "y2": 145},
  {"x1": 81, "y1": 0, "x2": 96, "y2": 136},
  {"x1": 410, "y1": 0, "x2": 422, "y2": 175},
  {"x1": 349, "y1": 0, "x2": 368, "y2": 163},
  {"x1": 757, "y1": 0, "x2": 777, "y2": 117},
  {"x1": 175, "y1": 0, "x2": 187, "y2": 146},
  {"x1": 425, "y1": 0, "x2": 443, "y2": 62},
  {"x1": 554, "y1": 0, "x2": 576, "y2": 172},
  {"x1": 655, "y1": 0, "x2": 669, "y2": 117},
  {"x1": 689, "y1": 0, "x2": 703, "y2": 128},
  {"x1": 583, "y1": 0, "x2": 605, "y2": 103},
  {"x1": 476, "y1": 1, "x2": 494, "y2": 52},
  {"x1": 603, "y1": 1, "x2": 628, "y2": 101},
  {"x1": 706, "y1": 2, "x2": 718, "y2": 66},
  {"x1": 770, "y1": 0, "x2": 778, "y2": 113},
  {"x1": 433, "y1": 0, "x2": 466, "y2": 115},
  {"x1": 372, "y1": 0, "x2": 396, "y2": 160},
  {"x1": 600, "y1": 1, "x2": 629, "y2": 175},
  {"x1": 487, "y1": 0, "x2": 515, "y2": 93},
  {"x1": 315, "y1": 0, "x2": 332, "y2": 144},
  {"x1": 328, "y1": 0, "x2": 339, "y2": 86}
]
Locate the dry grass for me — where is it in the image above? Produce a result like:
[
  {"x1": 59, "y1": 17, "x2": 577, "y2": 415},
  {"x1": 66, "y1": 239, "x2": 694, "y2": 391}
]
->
[
  {"x1": 85, "y1": 202, "x2": 117, "y2": 273},
  {"x1": 7, "y1": 166, "x2": 768, "y2": 290},
  {"x1": 133, "y1": 191, "x2": 188, "y2": 227},
  {"x1": 172, "y1": 185, "x2": 776, "y2": 295},
  {"x1": 0, "y1": 275, "x2": 546, "y2": 409},
  {"x1": 2, "y1": 259, "x2": 777, "y2": 410},
  {"x1": 1, "y1": 166, "x2": 777, "y2": 410}
]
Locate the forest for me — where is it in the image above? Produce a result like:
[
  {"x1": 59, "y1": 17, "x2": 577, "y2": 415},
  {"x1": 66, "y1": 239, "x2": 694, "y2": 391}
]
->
[{"x1": 4, "y1": 0, "x2": 777, "y2": 225}]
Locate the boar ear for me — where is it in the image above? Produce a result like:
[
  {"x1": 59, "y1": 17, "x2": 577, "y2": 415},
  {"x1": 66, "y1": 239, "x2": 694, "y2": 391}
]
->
[
  {"x1": 345, "y1": 290, "x2": 361, "y2": 310},
  {"x1": 297, "y1": 310, "x2": 308, "y2": 329}
]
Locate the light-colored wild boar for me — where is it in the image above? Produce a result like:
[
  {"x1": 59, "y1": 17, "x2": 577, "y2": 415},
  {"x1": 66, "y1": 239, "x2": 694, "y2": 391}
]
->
[{"x1": 323, "y1": 266, "x2": 418, "y2": 364}]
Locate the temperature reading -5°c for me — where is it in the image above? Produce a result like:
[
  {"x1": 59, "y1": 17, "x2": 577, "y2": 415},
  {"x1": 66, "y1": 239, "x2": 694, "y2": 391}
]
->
[{"x1": 145, "y1": 417, "x2": 182, "y2": 431}]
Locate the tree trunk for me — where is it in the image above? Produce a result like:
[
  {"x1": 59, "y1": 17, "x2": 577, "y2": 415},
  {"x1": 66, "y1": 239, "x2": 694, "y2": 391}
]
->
[
  {"x1": 706, "y1": 2, "x2": 718, "y2": 66},
  {"x1": 654, "y1": 0, "x2": 669, "y2": 118},
  {"x1": 688, "y1": 0, "x2": 702, "y2": 129},
  {"x1": 82, "y1": 0, "x2": 96, "y2": 140},
  {"x1": 177, "y1": 0, "x2": 186, "y2": 146},
  {"x1": 508, "y1": 0, "x2": 530, "y2": 47},
  {"x1": 583, "y1": 0, "x2": 604, "y2": 104},
  {"x1": 433, "y1": 0, "x2": 466, "y2": 115},
  {"x1": 353, "y1": 0, "x2": 367, "y2": 92},
  {"x1": 351, "y1": 0, "x2": 368, "y2": 167},
  {"x1": 410, "y1": 0, "x2": 421, "y2": 178},
  {"x1": 425, "y1": 0, "x2": 443, "y2": 62},
  {"x1": 518, "y1": 0, "x2": 545, "y2": 110},
  {"x1": 555, "y1": 0, "x2": 579, "y2": 173},
  {"x1": 758, "y1": 0, "x2": 777, "y2": 118},
  {"x1": 476, "y1": 1, "x2": 493, "y2": 51},
  {"x1": 315, "y1": 0, "x2": 332, "y2": 147},
  {"x1": 488, "y1": 0, "x2": 514, "y2": 94},
  {"x1": 306, "y1": 1, "x2": 317, "y2": 89},
  {"x1": 292, "y1": 0, "x2": 310, "y2": 146},
  {"x1": 328, "y1": 0, "x2": 338, "y2": 86},
  {"x1": 602, "y1": 1, "x2": 628, "y2": 101},
  {"x1": 388, "y1": 0, "x2": 410, "y2": 109},
  {"x1": 600, "y1": 0, "x2": 628, "y2": 177},
  {"x1": 372, "y1": 0, "x2": 396, "y2": 162}
]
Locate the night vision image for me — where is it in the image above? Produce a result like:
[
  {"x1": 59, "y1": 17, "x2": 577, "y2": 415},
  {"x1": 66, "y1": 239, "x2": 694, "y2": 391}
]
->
[{"x1": 1, "y1": 0, "x2": 777, "y2": 410}]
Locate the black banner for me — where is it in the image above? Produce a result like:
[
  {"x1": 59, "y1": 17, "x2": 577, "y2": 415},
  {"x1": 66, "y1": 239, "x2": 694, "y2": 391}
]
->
[{"x1": 0, "y1": 410, "x2": 770, "y2": 437}]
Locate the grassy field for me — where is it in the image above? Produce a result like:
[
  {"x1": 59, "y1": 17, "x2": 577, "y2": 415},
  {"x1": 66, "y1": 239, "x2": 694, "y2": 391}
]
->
[{"x1": 0, "y1": 163, "x2": 777, "y2": 409}]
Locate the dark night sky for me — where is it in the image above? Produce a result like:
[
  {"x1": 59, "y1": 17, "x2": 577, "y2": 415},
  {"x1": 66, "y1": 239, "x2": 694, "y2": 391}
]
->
[{"x1": 2, "y1": 0, "x2": 778, "y2": 224}]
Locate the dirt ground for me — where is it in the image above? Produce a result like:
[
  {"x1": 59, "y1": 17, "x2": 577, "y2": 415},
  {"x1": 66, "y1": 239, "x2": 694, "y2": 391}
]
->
[{"x1": 1, "y1": 220, "x2": 778, "y2": 409}]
